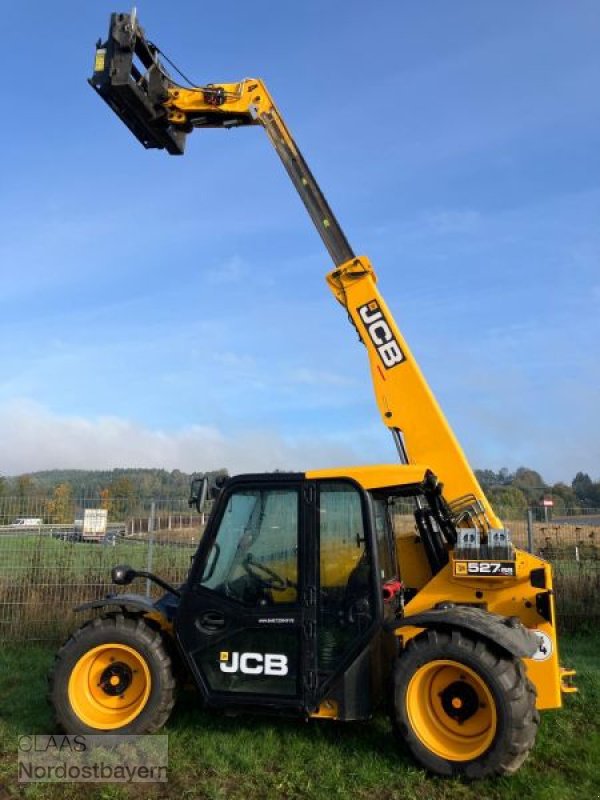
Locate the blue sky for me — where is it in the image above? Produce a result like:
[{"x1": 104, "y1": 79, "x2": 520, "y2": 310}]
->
[{"x1": 0, "y1": 0, "x2": 598, "y2": 482}]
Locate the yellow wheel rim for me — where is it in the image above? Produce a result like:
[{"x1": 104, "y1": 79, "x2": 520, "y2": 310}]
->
[
  {"x1": 406, "y1": 660, "x2": 497, "y2": 761},
  {"x1": 68, "y1": 643, "x2": 151, "y2": 730}
]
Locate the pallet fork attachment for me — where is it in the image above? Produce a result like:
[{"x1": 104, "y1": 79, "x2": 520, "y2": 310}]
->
[{"x1": 89, "y1": 11, "x2": 188, "y2": 155}]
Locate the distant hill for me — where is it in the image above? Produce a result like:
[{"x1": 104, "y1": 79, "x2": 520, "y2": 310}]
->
[
  {"x1": 1, "y1": 465, "x2": 598, "y2": 513},
  {"x1": 1, "y1": 468, "x2": 228, "y2": 499}
]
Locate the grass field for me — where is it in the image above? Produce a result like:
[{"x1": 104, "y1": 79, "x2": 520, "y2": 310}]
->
[
  {"x1": 0, "y1": 533, "x2": 195, "y2": 574},
  {"x1": 0, "y1": 535, "x2": 194, "y2": 640},
  {"x1": 0, "y1": 635, "x2": 598, "y2": 800},
  {"x1": 2, "y1": 531, "x2": 598, "y2": 640}
]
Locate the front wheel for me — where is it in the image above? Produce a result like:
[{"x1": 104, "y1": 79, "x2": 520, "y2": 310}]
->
[
  {"x1": 49, "y1": 614, "x2": 176, "y2": 734},
  {"x1": 392, "y1": 629, "x2": 539, "y2": 779}
]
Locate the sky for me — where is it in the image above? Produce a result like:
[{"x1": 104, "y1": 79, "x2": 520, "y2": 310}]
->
[{"x1": 0, "y1": 0, "x2": 599, "y2": 483}]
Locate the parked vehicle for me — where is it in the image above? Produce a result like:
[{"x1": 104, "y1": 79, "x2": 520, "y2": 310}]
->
[
  {"x1": 13, "y1": 517, "x2": 43, "y2": 528},
  {"x1": 74, "y1": 509, "x2": 109, "y2": 543}
]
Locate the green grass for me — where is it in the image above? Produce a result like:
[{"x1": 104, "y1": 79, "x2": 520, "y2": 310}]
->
[
  {"x1": 0, "y1": 534, "x2": 194, "y2": 574},
  {"x1": 0, "y1": 536, "x2": 194, "y2": 640},
  {"x1": 2, "y1": 535, "x2": 599, "y2": 640},
  {"x1": 0, "y1": 635, "x2": 598, "y2": 800}
]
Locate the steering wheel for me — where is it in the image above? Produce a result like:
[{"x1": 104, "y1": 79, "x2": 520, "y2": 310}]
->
[{"x1": 242, "y1": 554, "x2": 288, "y2": 591}]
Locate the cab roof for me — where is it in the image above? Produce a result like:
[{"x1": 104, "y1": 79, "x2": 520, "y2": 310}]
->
[{"x1": 305, "y1": 463, "x2": 431, "y2": 490}]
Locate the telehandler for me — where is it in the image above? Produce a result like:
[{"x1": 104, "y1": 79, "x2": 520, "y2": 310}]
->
[{"x1": 49, "y1": 11, "x2": 576, "y2": 778}]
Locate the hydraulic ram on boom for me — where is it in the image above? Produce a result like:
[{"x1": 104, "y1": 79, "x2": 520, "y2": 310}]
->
[{"x1": 90, "y1": 10, "x2": 498, "y2": 530}]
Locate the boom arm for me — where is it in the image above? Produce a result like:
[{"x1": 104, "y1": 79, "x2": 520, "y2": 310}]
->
[{"x1": 90, "y1": 11, "x2": 501, "y2": 529}]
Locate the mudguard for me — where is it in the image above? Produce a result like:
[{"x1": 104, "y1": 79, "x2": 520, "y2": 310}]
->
[
  {"x1": 75, "y1": 592, "x2": 179, "y2": 623},
  {"x1": 388, "y1": 606, "x2": 539, "y2": 659}
]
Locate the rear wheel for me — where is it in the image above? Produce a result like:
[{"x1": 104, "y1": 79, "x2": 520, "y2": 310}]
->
[
  {"x1": 392, "y1": 629, "x2": 539, "y2": 778},
  {"x1": 49, "y1": 614, "x2": 176, "y2": 734}
]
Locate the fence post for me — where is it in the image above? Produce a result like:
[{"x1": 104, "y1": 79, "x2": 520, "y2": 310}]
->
[
  {"x1": 527, "y1": 508, "x2": 534, "y2": 554},
  {"x1": 146, "y1": 501, "x2": 156, "y2": 598}
]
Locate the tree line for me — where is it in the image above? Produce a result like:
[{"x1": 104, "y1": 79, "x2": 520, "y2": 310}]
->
[
  {"x1": 0, "y1": 468, "x2": 228, "y2": 523},
  {"x1": 0, "y1": 466, "x2": 598, "y2": 520},
  {"x1": 475, "y1": 467, "x2": 600, "y2": 514}
]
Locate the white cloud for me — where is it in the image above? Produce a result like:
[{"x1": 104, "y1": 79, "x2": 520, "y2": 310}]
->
[
  {"x1": 1, "y1": 392, "x2": 595, "y2": 487},
  {"x1": 0, "y1": 400, "x2": 386, "y2": 477}
]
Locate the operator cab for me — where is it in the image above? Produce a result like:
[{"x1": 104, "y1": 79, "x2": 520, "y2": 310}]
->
[{"x1": 175, "y1": 468, "x2": 458, "y2": 719}]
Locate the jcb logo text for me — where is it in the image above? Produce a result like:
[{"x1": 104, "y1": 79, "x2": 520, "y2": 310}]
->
[
  {"x1": 219, "y1": 651, "x2": 288, "y2": 676},
  {"x1": 358, "y1": 301, "x2": 405, "y2": 369}
]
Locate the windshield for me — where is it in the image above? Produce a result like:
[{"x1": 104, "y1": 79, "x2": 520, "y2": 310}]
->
[{"x1": 200, "y1": 488, "x2": 299, "y2": 606}]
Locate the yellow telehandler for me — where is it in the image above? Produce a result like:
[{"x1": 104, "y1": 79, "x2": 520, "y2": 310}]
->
[{"x1": 49, "y1": 11, "x2": 575, "y2": 778}]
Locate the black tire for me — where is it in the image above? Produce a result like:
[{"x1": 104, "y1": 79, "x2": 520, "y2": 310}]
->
[
  {"x1": 392, "y1": 629, "x2": 539, "y2": 779},
  {"x1": 49, "y1": 613, "x2": 176, "y2": 734}
]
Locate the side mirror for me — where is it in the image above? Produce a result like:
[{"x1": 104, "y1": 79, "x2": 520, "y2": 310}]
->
[
  {"x1": 211, "y1": 474, "x2": 228, "y2": 499},
  {"x1": 111, "y1": 564, "x2": 137, "y2": 585},
  {"x1": 189, "y1": 476, "x2": 209, "y2": 513}
]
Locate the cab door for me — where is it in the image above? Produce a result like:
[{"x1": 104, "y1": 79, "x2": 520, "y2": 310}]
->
[
  {"x1": 314, "y1": 481, "x2": 379, "y2": 686},
  {"x1": 175, "y1": 477, "x2": 313, "y2": 710}
]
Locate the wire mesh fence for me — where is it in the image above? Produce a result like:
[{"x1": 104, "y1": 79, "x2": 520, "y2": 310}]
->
[
  {"x1": 505, "y1": 507, "x2": 600, "y2": 632},
  {"x1": 0, "y1": 495, "x2": 203, "y2": 642},
  {"x1": 0, "y1": 495, "x2": 598, "y2": 641}
]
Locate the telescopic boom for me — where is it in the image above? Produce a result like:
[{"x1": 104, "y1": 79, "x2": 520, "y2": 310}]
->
[{"x1": 90, "y1": 11, "x2": 500, "y2": 529}]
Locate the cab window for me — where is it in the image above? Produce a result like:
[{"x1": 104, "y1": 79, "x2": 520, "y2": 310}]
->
[
  {"x1": 372, "y1": 495, "x2": 397, "y2": 581},
  {"x1": 317, "y1": 482, "x2": 374, "y2": 679},
  {"x1": 201, "y1": 488, "x2": 298, "y2": 606}
]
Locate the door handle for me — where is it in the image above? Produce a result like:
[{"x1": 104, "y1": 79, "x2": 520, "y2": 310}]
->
[{"x1": 196, "y1": 610, "x2": 227, "y2": 633}]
